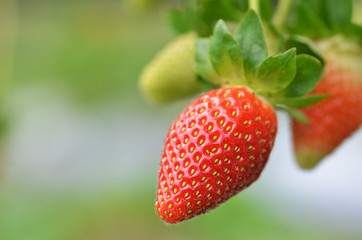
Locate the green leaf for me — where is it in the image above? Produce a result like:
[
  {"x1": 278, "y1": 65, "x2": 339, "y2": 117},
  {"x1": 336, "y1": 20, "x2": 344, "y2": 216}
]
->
[
  {"x1": 300, "y1": 0, "x2": 322, "y2": 14},
  {"x1": 195, "y1": 38, "x2": 219, "y2": 84},
  {"x1": 235, "y1": 0, "x2": 249, "y2": 12},
  {"x1": 284, "y1": 35, "x2": 325, "y2": 67},
  {"x1": 210, "y1": 20, "x2": 244, "y2": 81},
  {"x1": 255, "y1": 48, "x2": 296, "y2": 93},
  {"x1": 321, "y1": 0, "x2": 352, "y2": 32},
  {"x1": 234, "y1": 10, "x2": 268, "y2": 80},
  {"x1": 166, "y1": 0, "x2": 197, "y2": 35},
  {"x1": 259, "y1": 0, "x2": 273, "y2": 22},
  {"x1": 273, "y1": 94, "x2": 329, "y2": 108},
  {"x1": 172, "y1": 0, "x2": 248, "y2": 37},
  {"x1": 167, "y1": 11, "x2": 190, "y2": 35},
  {"x1": 277, "y1": 54, "x2": 322, "y2": 97},
  {"x1": 293, "y1": 1, "x2": 330, "y2": 37},
  {"x1": 199, "y1": 0, "x2": 245, "y2": 24},
  {"x1": 284, "y1": 107, "x2": 309, "y2": 124},
  {"x1": 166, "y1": 0, "x2": 250, "y2": 37}
]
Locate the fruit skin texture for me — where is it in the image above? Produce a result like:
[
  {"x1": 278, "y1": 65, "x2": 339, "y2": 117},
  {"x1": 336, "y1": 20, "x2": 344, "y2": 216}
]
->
[
  {"x1": 139, "y1": 33, "x2": 199, "y2": 103},
  {"x1": 155, "y1": 87, "x2": 277, "y2": 223},
  {"x1": 292, "y1": 43, "x2": 362, "y2": 169}
]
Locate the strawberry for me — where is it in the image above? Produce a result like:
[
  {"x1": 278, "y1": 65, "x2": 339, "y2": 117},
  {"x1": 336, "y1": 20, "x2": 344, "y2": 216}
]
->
[
  {"x1": 156, "y1": 86, "x2": 277, "y2": 223},
  {"x1": 283, "y1": 0, "x2": 362, "y2": 168},
  {"x1": 292, "y1": 37, "x2": 362, "y2": 168},
  {"x1": 153, "y1": 12, "x2": 324, "y2": 223},
  {"x1": 139, "y1": 33, "x2": 199, "y2": 103}
]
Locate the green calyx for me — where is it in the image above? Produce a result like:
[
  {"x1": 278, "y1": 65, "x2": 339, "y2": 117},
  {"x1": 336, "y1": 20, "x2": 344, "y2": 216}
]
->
[{"x1": 196, "y1": 10, "x2": 327, "y2": 123}]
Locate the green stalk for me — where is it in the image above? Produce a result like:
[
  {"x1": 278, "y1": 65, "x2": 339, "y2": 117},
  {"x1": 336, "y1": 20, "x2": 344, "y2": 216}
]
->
[
  {"x1": 272, "y1": 0, "x2": 292, "y2": 29},
  {"x1": 248, "y1": 0, "x2": 260, "y2": 14}
]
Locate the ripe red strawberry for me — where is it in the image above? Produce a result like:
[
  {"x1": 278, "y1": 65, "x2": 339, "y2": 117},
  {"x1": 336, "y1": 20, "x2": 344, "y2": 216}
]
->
[
  {"x1": 292, "y1": 56, "x2": 362, "y2": 169},
  {"x1": 151, "y1": 12, "x2": 324, "y2": 223},
  {"x1": 155, "y1": 87, "x2": 277, "y2": 223},
  {"x1": 283, "y1": 0, "x2": 362, "y2": 168}
]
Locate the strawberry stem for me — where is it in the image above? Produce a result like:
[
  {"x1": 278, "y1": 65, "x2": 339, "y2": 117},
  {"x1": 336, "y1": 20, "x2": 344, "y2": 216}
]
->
[
  {"x1": 248, "y1": 0, "x2": 260, "y2": 14},
  {"x1": 272, "y1": 0, "x2": 292, "y2": 29}
]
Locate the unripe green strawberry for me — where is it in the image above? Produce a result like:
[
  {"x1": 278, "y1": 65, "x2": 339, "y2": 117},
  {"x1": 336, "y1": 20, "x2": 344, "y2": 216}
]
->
[
  {"x1": 292, "y1": 37, "x2": 362, "y2": 169},
  {"x1": 156, "y1": 87, "x2": 277, "y2": 223},
  {"x1": 139, "y1": 33, "x2": 199, "y2": 103}
]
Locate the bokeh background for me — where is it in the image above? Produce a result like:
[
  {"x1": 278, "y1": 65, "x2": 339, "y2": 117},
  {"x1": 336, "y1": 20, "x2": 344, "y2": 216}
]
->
[{"x1": 0, "y1": 0, "x2": 362, "y2": 239}]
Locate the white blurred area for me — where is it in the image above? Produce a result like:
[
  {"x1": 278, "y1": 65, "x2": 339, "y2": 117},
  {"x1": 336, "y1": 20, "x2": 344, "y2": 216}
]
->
[
  {"x1": 260, "y1": 113, "x2": 362, "y2": 236},
  {"x1": 3, "y1": 85, "x2": 362, "y2": 236}
]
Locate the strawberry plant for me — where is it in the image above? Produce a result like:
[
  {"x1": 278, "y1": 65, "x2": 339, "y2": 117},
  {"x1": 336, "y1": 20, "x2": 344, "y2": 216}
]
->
[
  {"x1": 140, "y1": 0, "x2": 362, "y2": 224},
  {"x1": 282, "y1": 0, "x2": 362, "y2": 169},
  {"x1": 154, "y1": 11, "x2": 325, "y2": 223}
]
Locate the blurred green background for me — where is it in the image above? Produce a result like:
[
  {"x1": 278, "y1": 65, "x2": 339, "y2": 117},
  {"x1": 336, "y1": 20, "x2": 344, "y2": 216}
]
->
[{"x1": 0, "y1": 0, "x2": 362, "y2": 239}]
